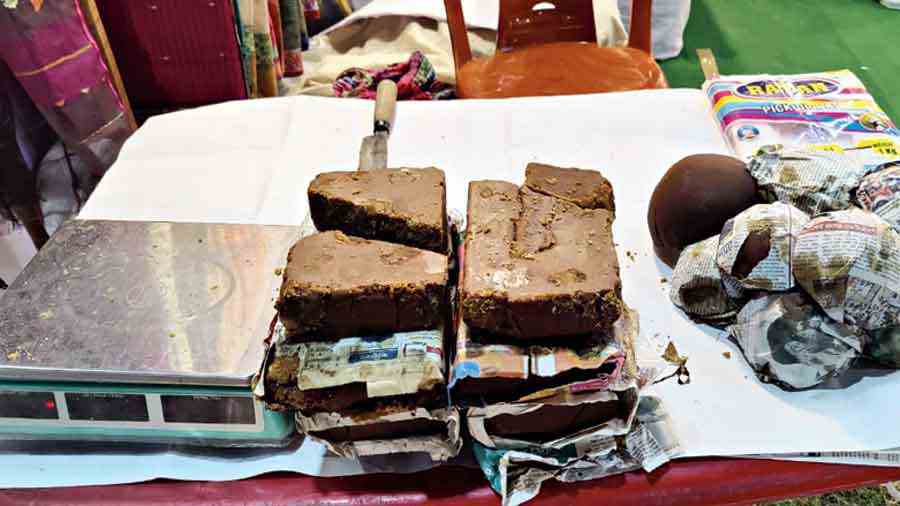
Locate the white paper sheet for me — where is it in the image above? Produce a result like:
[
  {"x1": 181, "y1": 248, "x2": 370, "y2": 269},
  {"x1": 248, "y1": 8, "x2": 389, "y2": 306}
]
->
[{"x1": 27, "y1": 89, "x2": 899, "y2": 486}]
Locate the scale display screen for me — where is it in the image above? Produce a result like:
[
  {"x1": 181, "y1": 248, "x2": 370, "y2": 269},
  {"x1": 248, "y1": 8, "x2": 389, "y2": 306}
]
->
[
  {"x1": 161, "y1": 395, "x2": 256, "y2": 425},
  {"x1": 65, "y1": 393, "x2": 149, "y2": 422},
  {"x1": 0, "y1": 391, "x2": 58, "y2": 419}
]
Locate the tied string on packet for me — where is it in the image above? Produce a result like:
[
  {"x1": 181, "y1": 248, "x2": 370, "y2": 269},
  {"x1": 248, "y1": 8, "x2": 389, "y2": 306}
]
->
[{"x1": 704, "y1": 70, "x2": 900, "y2": 163}]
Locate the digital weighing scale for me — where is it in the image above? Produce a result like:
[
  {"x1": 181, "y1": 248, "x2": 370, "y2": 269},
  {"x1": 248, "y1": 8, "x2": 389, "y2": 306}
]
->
[{"x1": 0, "y1": 220, "x2": 298, "y2": 447}]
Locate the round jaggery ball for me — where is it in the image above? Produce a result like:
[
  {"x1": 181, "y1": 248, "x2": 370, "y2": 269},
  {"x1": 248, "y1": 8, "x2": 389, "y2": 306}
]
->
[{"x1": 648, "y1": 154, "x2": 760, "y2": 267}]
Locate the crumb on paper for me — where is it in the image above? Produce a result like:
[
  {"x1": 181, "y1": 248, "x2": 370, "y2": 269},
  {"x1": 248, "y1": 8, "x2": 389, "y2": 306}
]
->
[
  {"x1": 660, "y1": 277, "x2": 668, "y2": 284},
  {"x1": 662, "y1": 341, "x2": 687, "y2": 366},
  {"x1": 169, "y1": 332, "x2": 176, "y2": 338},
  {"x1": 625, "y1": 251, "x2": 637, "y2": 262},
  {"x1": 274, "y1": 267, "x2": 283, "y2": 276},
  {"x1": 198, "y1": 238, "x2": 203, "y2": 243},
  {"x1": 723, "y1": 351, "x2": 732, "y2": 359},
  {"x1": 210, "y1": 284, "x2": 219, "y2": 291},
  {"x1": 5, "y1": 349, "x2": 32, "y2": 362}
]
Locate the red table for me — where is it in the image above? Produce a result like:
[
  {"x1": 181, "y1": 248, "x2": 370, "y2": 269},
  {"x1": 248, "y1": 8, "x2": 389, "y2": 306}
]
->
[{"x1": 3, "y1": 458, "x2": 900, "y2": 505}]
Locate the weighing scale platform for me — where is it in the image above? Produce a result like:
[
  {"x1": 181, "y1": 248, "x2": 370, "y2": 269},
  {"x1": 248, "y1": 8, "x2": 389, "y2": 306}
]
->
[{"x1": 0, "y1": 220, "x2": 298, "y2": 446}]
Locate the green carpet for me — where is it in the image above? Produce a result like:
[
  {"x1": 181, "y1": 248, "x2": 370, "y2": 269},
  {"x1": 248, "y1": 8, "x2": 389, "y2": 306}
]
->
[{"x1": 660, "y1": 0, "x2": 900, "y2": 121}]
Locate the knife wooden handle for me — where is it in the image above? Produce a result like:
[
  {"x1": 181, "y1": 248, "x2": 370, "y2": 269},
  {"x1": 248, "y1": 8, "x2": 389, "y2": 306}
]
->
[{"x1": 373, "y1": 80, "x2": 398, "y2": 133}]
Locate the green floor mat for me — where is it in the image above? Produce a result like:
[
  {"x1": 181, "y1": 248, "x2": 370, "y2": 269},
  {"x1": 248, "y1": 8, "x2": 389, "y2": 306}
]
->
[{"x1": 660, "y1": 0, "x2": 900, "y2": 121}]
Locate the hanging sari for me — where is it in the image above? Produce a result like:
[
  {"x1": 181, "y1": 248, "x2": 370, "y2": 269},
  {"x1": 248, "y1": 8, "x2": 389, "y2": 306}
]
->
[
  {"x1": 0, "y1": 0, "x2": 130, "y2": 177},
  {"x1": 279, "y1": 0, "x2": 303, "y2": 77}
]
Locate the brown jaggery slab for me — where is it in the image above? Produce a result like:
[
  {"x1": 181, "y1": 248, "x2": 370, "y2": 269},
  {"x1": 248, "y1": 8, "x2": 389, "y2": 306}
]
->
[
  {"x1": 310, "y1": 418, "x2": 448, "y2": 442},
  {"x1": 308, "y1": 168, "x2": 448, "y2": 252},
  {"x1": 485, "y1": 400, "x2": 623, "y2": 442},
  {"x1": 461, "y1": 177, "x2": 622, "y2": 339},
  {"x1": 648, "y1": 154, "x2": 759, "y2": 267},
  {"x1": 525, "y1": 163, "x2": 615, "y2": 212},
  {"x1": 276, "y1": 231, "x2": 448, "y2": 340}
]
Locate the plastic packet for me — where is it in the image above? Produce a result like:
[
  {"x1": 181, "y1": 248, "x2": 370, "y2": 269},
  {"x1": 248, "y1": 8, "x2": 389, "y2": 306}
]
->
[{"x1": 704, "y1": 70, "x2": 900, "y2": 163}]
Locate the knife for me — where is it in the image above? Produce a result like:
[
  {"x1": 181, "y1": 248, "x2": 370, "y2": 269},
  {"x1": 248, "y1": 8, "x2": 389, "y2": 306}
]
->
[{"x1": 358, "y1": 80, "x2": 398, "y2": 171}]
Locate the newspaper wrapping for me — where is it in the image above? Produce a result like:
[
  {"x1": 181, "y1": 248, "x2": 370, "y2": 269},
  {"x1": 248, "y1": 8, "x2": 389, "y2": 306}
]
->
[
  {"x1": 255, "y1": 322, "x2": 445, "y2": 406},
  {"x1": 449, "y1": 322, "x2": 627, "y2": 399},
  {"x1": 729, "y1": 292, "x2": 863, "y2": 390},
  {"x1": 670, "y1": 235, "x2": 744, "y2": 325},
  {"x1": 866, "y1": 326, "x2": 900, "y2": 367},
  {"x1": 857, "y1": 164, "x2": 900, "y2": 233},
  {"x1": 717, "y1": 202, "x2": 810, "y2": 293},
  {"x1": 472, "y1": 395, "x2": 682, "y2": 506},
  {"x1": 793, "y1": 209, "x2": 900, "y2": 331},
  {"x1": 748, "y1": 146, "x2": 875, "y2": 216},
  {"x1": 295, "y1": 405, "x2": 461, "y2": 461},
  {"x1": 466, "y1": 379, "x2": 641, "y2": 450},
  {"x1": 254, "y1": 322, "x2": 460, "y2": 459}
]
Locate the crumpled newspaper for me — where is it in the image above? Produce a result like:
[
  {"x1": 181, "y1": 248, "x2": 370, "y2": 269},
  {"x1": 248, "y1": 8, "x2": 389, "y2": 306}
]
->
[
  {"x1": 466, "y1": 379, "x2": 640, "y2": 450},
  {"x1": 857, "y1": 163, "x2": 900, "y2": 232},
  {"x1": 472, "y1": 396, "x2": 682, "y2": 506},
  {"x1": 717, "y1": 202, "x2": 810, "y2": 293},
  {"x1": 793, "y1": 208, "x2": 900, "y2": 331},
  {"x1": 866, "y1": 326, "x2": 900, "y2": 368},
  {"x1": 749, "y1": 146, "x2": 875, "y2": 216},
  {"x1": 729, "y1": 292, "x2": 863, "y2": 390},
  {"x1": 670, "y1": 235, "x2": 744, "y2": 325},
  {"x1": 296, "y1": 405, "x2": 462, "y2": 461}
]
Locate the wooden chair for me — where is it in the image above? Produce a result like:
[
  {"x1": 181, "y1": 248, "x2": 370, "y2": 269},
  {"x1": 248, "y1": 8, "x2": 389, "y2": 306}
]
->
[{"x1": 445, "y1": 0, "x2": 666, "y2": 99}]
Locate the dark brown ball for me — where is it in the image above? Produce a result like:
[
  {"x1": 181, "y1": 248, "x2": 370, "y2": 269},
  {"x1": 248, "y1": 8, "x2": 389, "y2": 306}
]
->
[{"x1": 648, "y1": 154, "x2": 759, "y2": 268}]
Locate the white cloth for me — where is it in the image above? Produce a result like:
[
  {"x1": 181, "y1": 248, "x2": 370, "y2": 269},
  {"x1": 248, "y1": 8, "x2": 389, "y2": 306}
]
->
[
  {"x1": 618, "y1": 0, "x2": 691, "y2": 59},
  {"x1": 78, "y1": 90, "x2": 900, "y2": 470}
]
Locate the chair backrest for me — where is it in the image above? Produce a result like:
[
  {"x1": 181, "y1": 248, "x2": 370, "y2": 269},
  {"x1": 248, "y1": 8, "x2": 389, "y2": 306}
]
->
[
  {"x1": 496, "y1": 0, "x2": 597, "y2": 52},
  {"x1": 444, "y1": 0, "x2": 654, "y2": 76}
]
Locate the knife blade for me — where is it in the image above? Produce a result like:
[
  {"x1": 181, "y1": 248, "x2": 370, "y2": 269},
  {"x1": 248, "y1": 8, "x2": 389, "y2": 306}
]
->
[{"x1": 358, "y1": 80, "x2": 398, "y2": 171}]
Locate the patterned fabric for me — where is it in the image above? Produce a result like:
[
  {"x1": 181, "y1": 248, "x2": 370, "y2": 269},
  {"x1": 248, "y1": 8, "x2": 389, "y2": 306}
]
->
[
  {"x1": 253, "y1": 0, "x2": 277, "y2": 97},
  {"x1": 235, "y1": 0, "x2": 257, "y2": 97},
  {"x1": 333, "y1": 51, "x2": 454, "y2": 100},
  {"x1": 302, "y1": 0, "x2": 319, "y2": 20},
  {"x1": 269, "y1": 0, "x2": 284, "y2": 79},
  {"x1": 279, "y1": 0, "x2": 303, "y2": 77},
  {"x1": 0, "y1": 0, "x2": 129, "y2": 177}
]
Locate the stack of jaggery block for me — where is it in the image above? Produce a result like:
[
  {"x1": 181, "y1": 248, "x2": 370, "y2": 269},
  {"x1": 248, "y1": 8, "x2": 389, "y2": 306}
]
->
[
  {"x1": 453, "y1": 163, "x2": 639, "y2": 447},
  {"x1": 260, "y1": 167, "x2": 460, "y2": 460}
]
